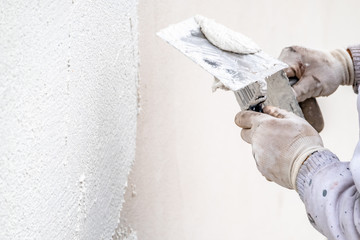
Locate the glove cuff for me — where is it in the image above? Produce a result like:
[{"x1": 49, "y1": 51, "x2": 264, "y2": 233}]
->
[
  {"x1": 347, "y1": 45, "x2": 360, "y2": 93},
  {"x1": 331, "y1": 48, "x2": 355, "y2": 87},
  {"x1": 295, "y1": 150, "x2": 339, "y2": 200},
  {"x1": 290, "y1": 145, "x2": 326, "y2": 190}
]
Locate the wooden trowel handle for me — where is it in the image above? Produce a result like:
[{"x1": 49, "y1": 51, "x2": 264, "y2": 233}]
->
[
  {"x1": 288, "y1": 77, "x2": 324, "y2": 133},
  {"x1": 299, "y1": 98, "x2": 324, "y2": 133}
]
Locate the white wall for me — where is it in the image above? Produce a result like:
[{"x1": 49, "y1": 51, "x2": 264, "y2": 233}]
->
[
  {"x1": 0, "y1": 1, "x2": 138, "y2": 239},
  {"x1": 121, "y1": 0, "x2": 360, "y2": 239}
]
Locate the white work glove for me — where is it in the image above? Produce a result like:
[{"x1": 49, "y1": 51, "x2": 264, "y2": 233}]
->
[
  {"x1": 279, "y1": 46, "x2": 354, "y2": 102},
  {"x1": 235, "y1": 106, "x2": 325, "y2": 189}
]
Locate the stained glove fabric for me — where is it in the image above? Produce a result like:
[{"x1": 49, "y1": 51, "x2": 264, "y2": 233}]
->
[
  {"x1": 279, "y1": 46, "x2": 354, "y2": 102},
  {"x1": 235, "y1": 106, "x2": 325, "y2": 189}
]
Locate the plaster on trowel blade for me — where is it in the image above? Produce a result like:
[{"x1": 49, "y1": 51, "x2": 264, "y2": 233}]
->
[{"x1": 157, "y1": 17, "x2": 303, "y2": 117}]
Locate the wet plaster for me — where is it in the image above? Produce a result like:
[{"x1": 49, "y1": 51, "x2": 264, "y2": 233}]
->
[{"x1": 0, "y1": 0, "x2": 138, "y2": 239}]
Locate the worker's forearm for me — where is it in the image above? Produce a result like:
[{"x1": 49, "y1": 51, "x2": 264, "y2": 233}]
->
[{"x1": 296, "y1": 150, "x2": 360, "y2": 239}]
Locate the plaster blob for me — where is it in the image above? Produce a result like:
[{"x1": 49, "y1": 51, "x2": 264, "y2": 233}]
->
[
  {"x1": 195, "y1": 15, "x2": 261, "y2": 54},
  {"x1": 212, "y1": 77, "x2": 230, "y2": 92}
]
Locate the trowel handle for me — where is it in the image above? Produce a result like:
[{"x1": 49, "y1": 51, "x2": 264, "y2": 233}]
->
[
  {"x1": 299, "y1": 98, "x2": 324, "y2": 133},
  {"x1": 288, "y1": 77, "x2": 324, "y2": 133}
]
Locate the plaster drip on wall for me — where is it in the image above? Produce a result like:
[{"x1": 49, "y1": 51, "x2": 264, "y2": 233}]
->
[
  {"x1": 76, "y1": 173, "x2": 87, "y2": 233},
  {"x1": 113, "y1": 3, "x2": 140, "y2": 238},
  {"x1": 112, "y1": 217, "x2": 137, "y2": 240},
  {"x1": 130, "y1": 184, "x2": 137, "y2": 197},
  {"x1": 129, "y1": 15, "x2": 141, "y2": 115},
  {"x1": 136, "y1": 81, "x2": 141, "y2": 115}
]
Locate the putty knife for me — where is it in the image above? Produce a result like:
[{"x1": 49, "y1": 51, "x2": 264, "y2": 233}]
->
[{"x1": 157, "y1": 17, "x2": 324, "y2": 132}]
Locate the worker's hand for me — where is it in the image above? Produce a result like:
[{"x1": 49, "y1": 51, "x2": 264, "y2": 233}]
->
[
  {"x1": 235, "y1": 106, "x2": 325, "y2": 189},
  {"x1": 279, "y1": 46, "x2": 354, "y2": 102}
]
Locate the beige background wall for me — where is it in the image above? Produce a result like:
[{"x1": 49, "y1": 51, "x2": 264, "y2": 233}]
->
[{"x1": 122, "y1": 0, "x2": 360, "y2": 239}]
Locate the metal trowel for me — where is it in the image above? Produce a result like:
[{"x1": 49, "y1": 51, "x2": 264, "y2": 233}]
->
[{"x1": 157, "y1": 17, "x2": 324, "y2": 132}]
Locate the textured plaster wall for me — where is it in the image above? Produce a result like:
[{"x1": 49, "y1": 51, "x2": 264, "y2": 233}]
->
[
  {"x1": 0, "y1": 1, "x2": 138, "y2": 239},
  {"x1": 121, "y1": 0, "x2": 360, "y2": 239}
]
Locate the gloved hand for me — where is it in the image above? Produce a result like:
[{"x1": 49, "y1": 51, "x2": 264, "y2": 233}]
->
[
  {"x1": 279, "y1": 46, "x2": 354, "y2": 102},
  {"x1": 235, "y1": 106, "x2": 325, "y2": 189}
]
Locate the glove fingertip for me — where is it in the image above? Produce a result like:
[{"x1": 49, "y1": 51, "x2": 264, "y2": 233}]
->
[
  {"x1": 234, "y1": 111, "x2": 250, "y2": 128},
  {"x1": 235, "y1": 110, "x2": 263, "y2": 128},
  {"x1": 284, "y1": 68, "x2": 296, "y2": 78},
  {"x1": 234, "y1": 112, "x2": 242, "y2": 127},
  {"x1": 263, "y1": 106, "x2": 289, "y2": 118},
  {"x1": 241, "y1": 129, "x2": 252, "y2": 144},
  {"x1": 262, "y1": 106, "x2": 276, "y2": 114},
  {"x1": 292, "y1": 84, "x2": 308, "y2": 102}
]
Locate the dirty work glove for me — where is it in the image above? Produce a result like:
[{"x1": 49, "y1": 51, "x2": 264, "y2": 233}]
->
[
  {"x1": 235, "y1": 106, "x2": 325, "y2": 189},
  {"x1": 278, "y1": 46, "x2": 354, "y2": 102}
]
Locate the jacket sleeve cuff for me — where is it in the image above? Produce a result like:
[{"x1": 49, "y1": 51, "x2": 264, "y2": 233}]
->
[
  {"x1": 296, "y1": 150, "x2": 339, "y2": 201},
  {"x1": 348, "y1": 44, "x2": 360, "y2": 93}
]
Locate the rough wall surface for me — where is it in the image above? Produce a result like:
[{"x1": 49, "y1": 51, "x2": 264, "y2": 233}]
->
[
  {"x1": 121, "y1": 0, "x2": 360, "y2": 239},
  {"x1": 0, "y1": 1, "x2": 138, "y2": 239}
]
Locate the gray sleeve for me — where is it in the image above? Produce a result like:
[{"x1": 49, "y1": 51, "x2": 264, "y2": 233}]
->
[{"x1": 296, "y1": 150, "x2": 360, "y2": 240}]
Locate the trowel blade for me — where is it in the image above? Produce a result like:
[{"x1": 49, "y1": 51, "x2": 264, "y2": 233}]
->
[{"x1": 157, "y1": 17, "x2": 288, "y2": 92}]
